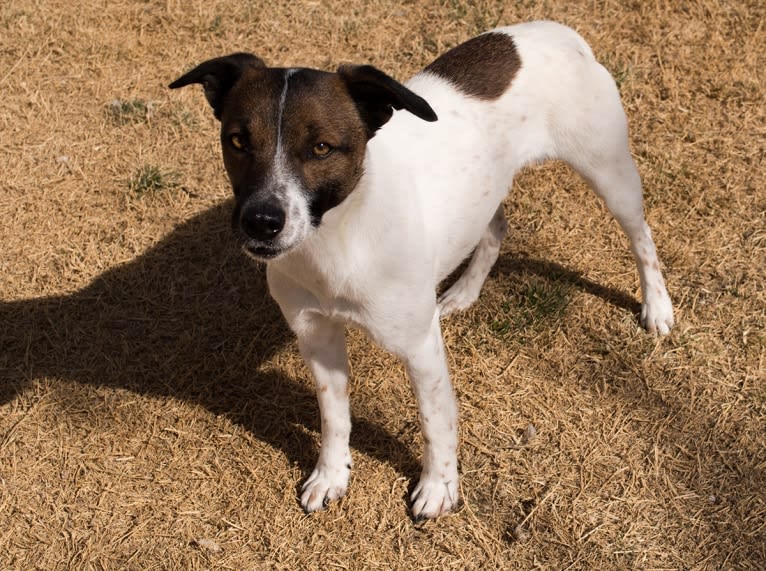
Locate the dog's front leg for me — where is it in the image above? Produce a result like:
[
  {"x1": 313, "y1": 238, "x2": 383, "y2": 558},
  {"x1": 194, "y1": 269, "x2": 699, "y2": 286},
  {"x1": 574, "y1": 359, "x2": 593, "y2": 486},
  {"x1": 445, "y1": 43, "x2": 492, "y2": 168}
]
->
[
  {"x1": 296, "y1": 316, "x2": 353, "y2": 512},
  {"x1": 403, "y1": 311, "x2": 460, "y2": 520}
]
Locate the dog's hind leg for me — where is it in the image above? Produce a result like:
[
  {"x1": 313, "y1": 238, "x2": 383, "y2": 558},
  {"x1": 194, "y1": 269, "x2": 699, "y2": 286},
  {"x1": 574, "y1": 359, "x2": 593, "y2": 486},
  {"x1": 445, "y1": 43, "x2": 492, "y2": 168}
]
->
[
  {"x1": 562, "y1": 114, "x2": 674, "y2": 333},
  {"x1": 438, "y1": 204, "x2": 508, "y2": 316},
  {"x1": 550, "y1": 59, "x2": 675, "y2": 334},
  {"x1": 580, "y1": 157, "x2": 674, "y2": 333}
]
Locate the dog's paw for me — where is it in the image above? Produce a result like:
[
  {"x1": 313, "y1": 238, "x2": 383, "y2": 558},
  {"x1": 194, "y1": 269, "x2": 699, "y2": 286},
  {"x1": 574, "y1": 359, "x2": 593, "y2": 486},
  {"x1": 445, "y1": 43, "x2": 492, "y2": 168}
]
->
[
  {"x1": 641, "y1": 291, "x2": 675, "y2": 335},
  {"x1": 410, "y1": 473, "x2": 459, "y2": 521},
  {"x1": 300, "y1": 463, "x2": 351, "y2": 513},
  {"x1": 438, "y1": 283, "x2": 480, "y2": 316}
]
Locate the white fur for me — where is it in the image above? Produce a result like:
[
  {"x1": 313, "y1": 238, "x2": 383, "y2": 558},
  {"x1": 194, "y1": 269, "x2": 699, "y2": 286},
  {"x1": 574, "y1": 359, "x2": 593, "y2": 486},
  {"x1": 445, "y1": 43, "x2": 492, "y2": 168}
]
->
[{"x1": 266, "y1": 21, "x2": 674, "y2": 519}]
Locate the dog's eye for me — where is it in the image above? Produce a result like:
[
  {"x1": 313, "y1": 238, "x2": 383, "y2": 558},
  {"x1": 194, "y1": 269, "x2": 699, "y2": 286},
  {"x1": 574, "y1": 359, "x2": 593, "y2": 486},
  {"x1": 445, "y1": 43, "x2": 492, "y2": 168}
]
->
[
  {"x1": 311, "y1": 142, "x2": 333, "y2": 158},
  {"x1": 229, "y1": 134, "x2": 246, "y2": 151}
]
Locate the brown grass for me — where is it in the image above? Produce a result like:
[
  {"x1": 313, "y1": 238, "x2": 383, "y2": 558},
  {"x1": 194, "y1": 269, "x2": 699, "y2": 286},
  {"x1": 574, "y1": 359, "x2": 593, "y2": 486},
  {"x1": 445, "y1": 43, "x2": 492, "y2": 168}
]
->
[{"x1": 1, "y1": 0, "x2": 764, "y2": 569}]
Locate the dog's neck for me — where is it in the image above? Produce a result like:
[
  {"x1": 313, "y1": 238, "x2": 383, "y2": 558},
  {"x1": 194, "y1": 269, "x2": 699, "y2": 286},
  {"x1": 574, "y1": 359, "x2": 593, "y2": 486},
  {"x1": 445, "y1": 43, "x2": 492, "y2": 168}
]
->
[{"x1": 272, "y1": 119, "x2": 431, "y2": 291}]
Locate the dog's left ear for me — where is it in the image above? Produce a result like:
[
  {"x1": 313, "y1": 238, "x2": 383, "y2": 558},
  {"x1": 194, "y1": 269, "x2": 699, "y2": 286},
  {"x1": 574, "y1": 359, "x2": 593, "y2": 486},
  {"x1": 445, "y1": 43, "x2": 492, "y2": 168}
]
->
[
  {"x1": 338, "y1": 65, "x2": 438, "y2": 137},
  {"x1": 169, "y1": 53, "x2": 266, "y2": 120}
]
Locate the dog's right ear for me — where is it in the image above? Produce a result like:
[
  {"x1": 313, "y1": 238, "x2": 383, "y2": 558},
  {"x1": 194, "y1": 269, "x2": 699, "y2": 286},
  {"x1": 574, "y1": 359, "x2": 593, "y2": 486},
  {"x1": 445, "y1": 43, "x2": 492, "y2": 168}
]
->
[{"x1": 169, "y1": 53, "x2": 265, "y2": 120}]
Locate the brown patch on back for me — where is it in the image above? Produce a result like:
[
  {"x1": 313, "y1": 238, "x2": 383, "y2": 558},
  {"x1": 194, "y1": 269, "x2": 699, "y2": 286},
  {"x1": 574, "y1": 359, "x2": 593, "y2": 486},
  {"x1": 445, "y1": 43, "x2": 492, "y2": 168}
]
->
[{"x1": 424, "y1": 32, "x2": 521, "y2": 100}]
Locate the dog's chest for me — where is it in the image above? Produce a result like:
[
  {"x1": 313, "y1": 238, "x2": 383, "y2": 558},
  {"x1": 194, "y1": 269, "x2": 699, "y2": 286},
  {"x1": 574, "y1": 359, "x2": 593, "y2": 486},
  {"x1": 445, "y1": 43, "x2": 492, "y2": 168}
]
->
[
  {"x1": 271, "y1": 244, "x2": 432, "y2": 354},
  {"x1": 273, "y1": 249, "x2": 371, "y2": 321}
]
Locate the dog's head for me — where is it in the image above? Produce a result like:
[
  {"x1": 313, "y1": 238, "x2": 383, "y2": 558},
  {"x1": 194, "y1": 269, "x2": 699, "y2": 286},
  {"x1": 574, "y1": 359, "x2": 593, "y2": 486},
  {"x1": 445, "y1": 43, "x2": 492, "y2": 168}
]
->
[{"x1": 169, "y1": 54, "x2": 437, "y2": 261}]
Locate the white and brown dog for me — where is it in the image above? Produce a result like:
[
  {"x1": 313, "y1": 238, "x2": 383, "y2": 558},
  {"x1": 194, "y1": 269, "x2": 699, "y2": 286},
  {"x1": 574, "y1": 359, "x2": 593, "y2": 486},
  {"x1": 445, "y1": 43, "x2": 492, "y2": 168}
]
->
[{"x1": 170, "y1": 21, "x2": 674, "y2": 520}]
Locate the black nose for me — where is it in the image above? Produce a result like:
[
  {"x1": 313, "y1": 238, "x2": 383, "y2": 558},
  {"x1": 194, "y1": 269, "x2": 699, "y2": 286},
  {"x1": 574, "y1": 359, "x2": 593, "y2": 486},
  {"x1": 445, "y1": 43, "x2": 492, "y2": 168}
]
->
[{"x1": 240, "y1": 201, "x2": 286, "y2": 241}]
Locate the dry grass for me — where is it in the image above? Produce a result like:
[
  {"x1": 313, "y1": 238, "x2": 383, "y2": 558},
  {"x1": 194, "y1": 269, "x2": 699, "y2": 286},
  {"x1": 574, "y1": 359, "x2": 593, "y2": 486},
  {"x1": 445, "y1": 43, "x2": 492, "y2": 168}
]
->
[{"x1": 1, "y1": 0, "x2": 764, "y2": 569}]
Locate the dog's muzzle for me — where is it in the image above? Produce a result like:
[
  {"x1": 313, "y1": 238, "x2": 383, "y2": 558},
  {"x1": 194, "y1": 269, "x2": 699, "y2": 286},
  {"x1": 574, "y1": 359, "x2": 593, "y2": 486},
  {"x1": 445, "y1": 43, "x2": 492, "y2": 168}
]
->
[
  {"x1": 234, "y1": 198, "x2": 288, "y2": 260},
  {"x1": 240, "y1": 200, "x2": 286, "y2": 242}
]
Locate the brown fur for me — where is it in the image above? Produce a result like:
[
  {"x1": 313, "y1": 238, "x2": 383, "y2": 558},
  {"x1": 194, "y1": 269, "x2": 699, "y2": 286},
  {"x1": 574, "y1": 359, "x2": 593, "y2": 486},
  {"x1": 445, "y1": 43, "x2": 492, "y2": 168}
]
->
[
  {"x1": 424, "y1": 32, "x2": 521, "y2": 100},
  {"x1": 281, "y1": 73, "x2": 367, "y2": 205},
  {"x1": 218, "y1": 69, "x2": 367, "y2": 213},
  {"x1": 219, "y1": 68, "x2": 283, "y2": 196},
  {"x1": 170, "y1": 54, "x2": 436, "y2": 227}
]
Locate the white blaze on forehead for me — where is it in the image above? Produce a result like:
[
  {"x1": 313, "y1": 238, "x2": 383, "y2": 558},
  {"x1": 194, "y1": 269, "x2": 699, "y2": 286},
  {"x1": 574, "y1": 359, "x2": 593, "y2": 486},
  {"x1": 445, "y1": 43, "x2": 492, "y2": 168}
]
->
[
  {"x1": 274, "y1": 68, "x2": 298, "y2": 182},
  {"x1": 271, "y1": 68, "x2": 312, "y2": 249}
]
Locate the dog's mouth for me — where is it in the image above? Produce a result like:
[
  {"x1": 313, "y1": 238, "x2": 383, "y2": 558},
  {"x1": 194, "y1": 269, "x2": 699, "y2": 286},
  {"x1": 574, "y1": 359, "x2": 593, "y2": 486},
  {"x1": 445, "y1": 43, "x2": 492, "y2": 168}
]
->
[{"x1": 241, "y1": 240, "x2": 285, "y2": 261}]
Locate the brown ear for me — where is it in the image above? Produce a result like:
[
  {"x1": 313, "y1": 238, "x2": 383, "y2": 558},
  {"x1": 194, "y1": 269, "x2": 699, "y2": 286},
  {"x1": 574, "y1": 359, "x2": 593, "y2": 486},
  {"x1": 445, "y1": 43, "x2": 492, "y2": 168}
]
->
[
  {"x1": 337, "y1": 64, "x2": 437, "y2": 137},
  {"x1": 169, "y1": 53, "x2": 265, "y2": 120}
]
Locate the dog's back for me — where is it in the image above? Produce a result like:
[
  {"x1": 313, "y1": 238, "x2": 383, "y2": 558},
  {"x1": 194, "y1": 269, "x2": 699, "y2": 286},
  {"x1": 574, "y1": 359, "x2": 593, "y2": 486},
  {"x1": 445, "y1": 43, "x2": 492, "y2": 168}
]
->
[{"x1": 356, "y1": 21, "x2": 628, "y2": 284}]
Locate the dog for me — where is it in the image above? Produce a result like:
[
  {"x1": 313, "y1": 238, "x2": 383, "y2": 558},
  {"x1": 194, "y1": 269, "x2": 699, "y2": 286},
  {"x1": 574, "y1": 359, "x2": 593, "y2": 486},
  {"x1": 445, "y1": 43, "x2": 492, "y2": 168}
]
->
[{"x1": 169, "y1": 20, "x2": 675, "y2": 520}]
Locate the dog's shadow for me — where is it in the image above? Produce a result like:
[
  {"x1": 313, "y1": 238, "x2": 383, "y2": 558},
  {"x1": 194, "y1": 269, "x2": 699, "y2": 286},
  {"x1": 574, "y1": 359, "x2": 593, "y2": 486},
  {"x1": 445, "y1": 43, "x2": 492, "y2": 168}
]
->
[
  {"x1": 0, "y1": 201, "x2": 641, "y2": 501},
  {"x1": 494, "y1": 255, "x2": 642, "y2": 316},
  {"x1": 0, "y1": 201, "x2": 418, "y2": 482}
]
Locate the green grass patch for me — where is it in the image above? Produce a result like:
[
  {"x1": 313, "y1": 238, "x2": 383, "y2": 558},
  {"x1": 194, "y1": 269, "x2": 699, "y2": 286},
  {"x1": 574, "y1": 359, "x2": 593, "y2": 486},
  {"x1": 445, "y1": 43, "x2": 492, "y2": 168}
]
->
[
  {"x1": 128, "y1": 165, "x2": 179, "y2": 195},
  {"x1": 107, "y1": 98, "x2": 153, "y2": 125},
  {"x1": 490, "y1": 279, "x2": 570, "y2": 338},
  {"x1": 604, "y1": 59, "x2": 631, "y2": 90},
  {"x1": 208, "y1": 14, "x2": 223, "y2": 35}
]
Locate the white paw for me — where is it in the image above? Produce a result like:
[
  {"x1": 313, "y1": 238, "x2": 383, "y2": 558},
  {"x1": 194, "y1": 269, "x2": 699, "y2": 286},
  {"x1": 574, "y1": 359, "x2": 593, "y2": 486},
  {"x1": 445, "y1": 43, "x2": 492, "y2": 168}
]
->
[
  {"x1": 438, "y1": 283, "x2": 480, "y2": 316},
  {"x1": 300, "y1": 463, "x2": 351, "y2": 513},
  {"x1": 641, "y1": 294, "x2": 675, "y2": 335},
  {"x1": 410, "y1": 472, "x2": 459, "y2": 521}
]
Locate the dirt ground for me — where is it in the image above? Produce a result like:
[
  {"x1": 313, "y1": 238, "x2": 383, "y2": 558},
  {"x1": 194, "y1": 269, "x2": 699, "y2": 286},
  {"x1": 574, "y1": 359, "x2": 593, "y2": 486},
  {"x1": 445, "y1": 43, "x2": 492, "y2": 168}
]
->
[{"x1": 1, "y1": 0, "x2": 764, "y2": 569}]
